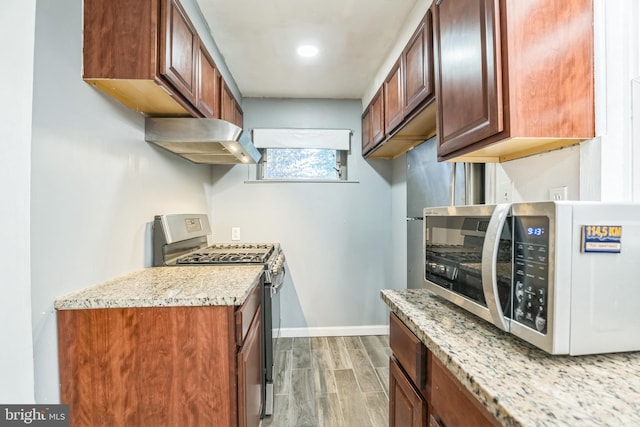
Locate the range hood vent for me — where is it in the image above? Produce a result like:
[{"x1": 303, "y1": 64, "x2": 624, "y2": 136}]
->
[{"x1": 144, "y1": 118, "x2": 262, "y2": 164}]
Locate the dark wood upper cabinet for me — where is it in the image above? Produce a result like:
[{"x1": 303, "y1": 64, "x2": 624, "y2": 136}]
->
[
  {"x1": 434, "y1": 0, "x2": 504, "y2": 157},
  {"x1": 221, "y1": 80, "x2": 243, "y2": 127},
  {"x1": 83, "y1": 0, "x2": 234, "y2": 120},
  {"x1": 160, "y1": 0, "x2": 198, "y2": 104},
  {"x1": 384, "y1": 59, "x2": 405, "y2": 134},
  {"x1": 235, "y1": 101, "x2": 244, "y2": 128},
  {"x1": 434, "y1": 0, "x2": 594, "y2": 162},
  {"x1": 364, "y1": 9, "x2": 437, "y2": 160},
  {"x1": 361, "y1": 87, "x2": 385, "y2": 155},
  {"x1": 196, "y1": 43, "x2": 220, "y2": 118},
  {"x1": 370, "y1": 88, "x2": 385, "y2": 146},
  {"x1": 361, "y1": 106, "x2": 372, "y2": 154},
  {"x1": 83, "y1": 0, "x2": 197, "y2": 116},
  {"x1": 404, "y1": 10, "x2": 434, "y2": 114}
]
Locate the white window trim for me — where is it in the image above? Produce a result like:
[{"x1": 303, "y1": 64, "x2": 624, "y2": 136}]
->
[{"x1": 253, "y1": 128, "x2": 352, "y2": 150}]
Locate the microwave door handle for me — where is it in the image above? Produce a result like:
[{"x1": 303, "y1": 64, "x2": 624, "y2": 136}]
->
[{"x1": 481, "y1": 203, "x2": 511, "y2": 332}]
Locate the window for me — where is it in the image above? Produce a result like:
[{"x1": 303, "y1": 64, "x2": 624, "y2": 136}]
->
[
  {"x1": 253, "y1": 129, "x2": 350, "y2": 181},
  {"x1": 259, "y1": 148, "x2": 347, "y2": 180}
]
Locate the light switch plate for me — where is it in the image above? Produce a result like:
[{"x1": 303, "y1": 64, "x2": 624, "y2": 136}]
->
[{"x1": 231, "y1": 227, "x2": 241, "y2": 241}]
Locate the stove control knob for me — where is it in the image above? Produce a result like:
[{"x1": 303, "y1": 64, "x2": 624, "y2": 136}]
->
[{"x1": 535, "y1": 313, "x2": 546, "y2": 332}]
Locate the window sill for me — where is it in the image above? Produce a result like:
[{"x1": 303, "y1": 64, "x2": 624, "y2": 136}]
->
[{"x1": 244, "y1": 179, "x2": 360, "y2": 184}]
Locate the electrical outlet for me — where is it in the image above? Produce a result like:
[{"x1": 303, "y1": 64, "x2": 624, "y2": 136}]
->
[
  {"x1": 549, "y1": 186, "x2": 568, "y2": 201},
  {"x1": 497, "y1": 180, "x2": 513, "y2": 203},
  {"x1": 231, "y1": 227, "x2": 241, "y2": 241}
]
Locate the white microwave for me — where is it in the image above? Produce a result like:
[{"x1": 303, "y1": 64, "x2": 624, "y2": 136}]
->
[{"x1": 423, "y1": 201, "x2": 640, "y2": 355}]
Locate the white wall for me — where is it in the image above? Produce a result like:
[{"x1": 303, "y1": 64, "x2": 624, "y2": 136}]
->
[
  {"x1": 0, "y1": 0, "x2": 36, "y2": 403},
  {"x1": 29, "y1": 0, "x2": 213, "y2": 402},
  {"x1": 209, "y1": 98, "x2": 400, "y2": 335},
  {"x1": 486, "y1": 146, "x2": 582, "y2": 203}
]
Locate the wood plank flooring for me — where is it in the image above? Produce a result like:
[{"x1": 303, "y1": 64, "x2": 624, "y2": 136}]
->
[{"x1": 262, "y1": 335, "x2": 390, "y2": 427}]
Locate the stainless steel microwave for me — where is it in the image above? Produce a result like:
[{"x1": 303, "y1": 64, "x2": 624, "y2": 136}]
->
[{"x1": 423, "y1": 201, "x2": 640, "y2": 355}]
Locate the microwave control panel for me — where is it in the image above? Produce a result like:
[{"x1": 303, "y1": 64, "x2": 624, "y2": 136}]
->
[{"x1": 513, "y1": 216, "x2": 549, "y2": 334}]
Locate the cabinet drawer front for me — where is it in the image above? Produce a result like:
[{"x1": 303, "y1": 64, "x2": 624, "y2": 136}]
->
[
  {"x1": 431, "y1": 354, "x2": 498, "y2": 427},
  {"x1": 236, "y1": 282, "x2": 261, "y2": 345},
  {"x1": 389, "y1": 312, "x2": 426, "y2": 387}
]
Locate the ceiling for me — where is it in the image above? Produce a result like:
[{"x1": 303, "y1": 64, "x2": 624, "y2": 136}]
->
[{"x1": 195, "y1": 0, "x2": 419, "y2": 100}]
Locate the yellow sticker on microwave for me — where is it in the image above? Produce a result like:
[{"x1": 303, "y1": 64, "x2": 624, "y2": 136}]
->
[{"x1": 581, "y1": 225, "x2": 622, "y2": 253}]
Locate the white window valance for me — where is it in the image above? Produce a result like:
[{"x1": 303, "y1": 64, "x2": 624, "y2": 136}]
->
[{"x1": 252, "y1": 128, "x2": 351, "y2": 150}]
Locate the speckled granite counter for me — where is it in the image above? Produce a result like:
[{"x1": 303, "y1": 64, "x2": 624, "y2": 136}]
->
[
  {"x1": 55, "y1": 265, "x2": 264, "y2": 309},
  {"x1": 381, "y1": 289, "x2": 640, "y2": 427}
]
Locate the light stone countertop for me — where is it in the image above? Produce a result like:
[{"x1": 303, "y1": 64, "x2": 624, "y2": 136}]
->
[
  {"x1": 381, "y1": 289, "x2": 640, "y2": 427},
  {"x1": 55, "y1": 265, "x2": 264, "y2": 309}
]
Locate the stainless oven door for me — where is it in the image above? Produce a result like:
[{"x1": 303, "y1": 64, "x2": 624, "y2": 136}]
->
[
  {"x1": 423, "y1": 204, "x2": 512, "y2": 331},
  {"x1": 263, "y1": 262, "x2": 285, "y2": 417}
]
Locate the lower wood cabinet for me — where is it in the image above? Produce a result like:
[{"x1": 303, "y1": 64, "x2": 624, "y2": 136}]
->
[
  {"x1": 237, "y1": 307, "x2": 262, "y2": 427},
  {"x1": 57, "y1": 282, "x2": 263, "y2": 427},
  {"x1": 429, "y1": 354, "x2": 499, "y2": 427},
  {"x1": 389, "y1": 357, "x2": 427, "y2": 427},
  {"x1": 389, "y1": 312, "x2": 498, "y2": 427}
]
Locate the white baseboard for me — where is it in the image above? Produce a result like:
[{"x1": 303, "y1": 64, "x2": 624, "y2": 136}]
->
[{"x1": 278, "y1": 325, "x2": 389, "y2": 338}]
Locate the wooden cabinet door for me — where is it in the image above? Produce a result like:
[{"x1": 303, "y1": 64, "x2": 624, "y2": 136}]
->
[
  {"x1": 434, "y1": 0, "x2": 503, "y2": 157},
  {"x1": 384, "y1": 59, "x2": 404, "y2": 133},
  {"x1": 370, "y1": 88, "x2": 385, "y2": 146},
  {"x1": 390, "y1": 357, "x2": 427, "y2": 427},
  {"x1": 362, "y1": 107, "x2": 373, "y2": 154},
  {"x1": 160, "y1": 0, "x2": 197, "y2": 103},
  {"x1": 430, "y1": 354, "x2": 498, "y2": 427},
  {"x1": 237, "y1": 308, "x2": 263, "y2": 427},
  {"x1": 235, "y1": 101, "x2": 244, "y2": 128},
  {"x1": 221, "y1": 80, "x2": 239, "y2": 125},
  {"x1": 404, "y1": 10, "x2": 434, "y2": 114},
  {"x1": 196, "y1": 43, "x2": 220, "y2": 118}
]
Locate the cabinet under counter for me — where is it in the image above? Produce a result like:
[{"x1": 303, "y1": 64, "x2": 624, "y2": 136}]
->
[
  {"x1": 55, "y1": 265, "x2": 264, "y2": 427},
  {"x1": 382, "y1": 289, "x2": 640, "y2": 427}
]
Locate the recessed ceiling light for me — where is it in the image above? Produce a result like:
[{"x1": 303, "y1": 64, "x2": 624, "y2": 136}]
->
[{"x1": 296, "y1": 45, "x2": 319, "y2": 58}]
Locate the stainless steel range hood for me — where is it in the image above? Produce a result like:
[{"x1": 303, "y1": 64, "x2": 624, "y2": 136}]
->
[{"x1": 145, "y1": 118, "x2": 262, "y2": 164}]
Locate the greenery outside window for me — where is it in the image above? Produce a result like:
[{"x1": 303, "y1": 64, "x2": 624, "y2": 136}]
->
[
  {"x1": 258, "y1": 148, "x2": 347, "y2": 180},
  {"x1": 253, "y1": 129, "x2": 350, "y2": 181}
]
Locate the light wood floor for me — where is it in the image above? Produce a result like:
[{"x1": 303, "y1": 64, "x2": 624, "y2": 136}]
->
[{"x1": 262, "y1": 335, "x2": 390, "y2": 427}]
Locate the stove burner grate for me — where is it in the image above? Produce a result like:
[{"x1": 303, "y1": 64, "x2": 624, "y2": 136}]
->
[{"x1": 175, "y1": 244, "x2": 275, "y2": 265}]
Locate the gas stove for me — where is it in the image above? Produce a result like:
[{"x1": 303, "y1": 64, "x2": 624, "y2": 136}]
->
[
  {"x1": 152, "y1": 214, "x2": 282, "y2": 268},
  {"x1": 175, "y1": 244, "x2": 276, "y2": 265}
]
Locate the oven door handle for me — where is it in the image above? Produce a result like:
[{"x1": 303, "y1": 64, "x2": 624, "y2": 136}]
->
[
  {"x1": 270, "y1": 267, "x2": 286, "y2": 297},
  {"x1": 481, "y1": 203, "x2": 511, "y2": 332}
]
